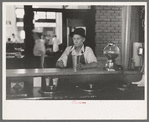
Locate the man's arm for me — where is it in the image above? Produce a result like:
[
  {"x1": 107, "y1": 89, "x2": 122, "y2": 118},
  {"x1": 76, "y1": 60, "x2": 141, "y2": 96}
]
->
[
  {"x1": 56, "y1": 46, "x2": 70, "y2": 67},
  {"x1": 77, "y1": 62, "x2": 98, "y2": 70}
]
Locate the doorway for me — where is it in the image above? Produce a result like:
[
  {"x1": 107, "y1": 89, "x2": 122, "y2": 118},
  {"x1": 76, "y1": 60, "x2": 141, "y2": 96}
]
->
[
  {"x1": 66, "y1": 18, "x2": 86, "y2": 46},
  {"x1": 63, "y1": 8, "x2": 96, "y2": 52}
]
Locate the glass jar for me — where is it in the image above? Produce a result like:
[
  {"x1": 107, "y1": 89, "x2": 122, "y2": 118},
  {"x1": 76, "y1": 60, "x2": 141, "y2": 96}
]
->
[{"x1": 103, "y1": 43, "x2": 120, "y2": 60}]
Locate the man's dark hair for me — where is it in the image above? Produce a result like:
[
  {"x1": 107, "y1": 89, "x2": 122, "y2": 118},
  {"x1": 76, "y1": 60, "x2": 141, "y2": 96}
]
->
[{"x1": 8, "y1": 38, "x2": 11, "y2": 41}]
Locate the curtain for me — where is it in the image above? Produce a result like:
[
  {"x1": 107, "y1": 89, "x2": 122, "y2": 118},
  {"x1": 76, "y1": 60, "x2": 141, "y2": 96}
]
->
[
  {"x1": 56, "y1": 12, "x2": 62, "y2": 44},
  {"x1": 121, "y1": 6, "x2": 140, "y2": 70},
  {"x1": 121, "y1": 6, "x2": 132, "y2": 70}
]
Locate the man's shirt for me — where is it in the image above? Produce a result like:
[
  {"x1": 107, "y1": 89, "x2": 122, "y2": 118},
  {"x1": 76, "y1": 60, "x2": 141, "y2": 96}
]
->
[{"x1": 57, "y1": 45, "x2": 97, "y2": 67}]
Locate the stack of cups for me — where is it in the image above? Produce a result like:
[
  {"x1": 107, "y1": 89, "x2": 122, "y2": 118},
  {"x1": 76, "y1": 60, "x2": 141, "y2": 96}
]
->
[
  {"x1": 45, "y1": 77, "x2": 58, "y2": 87},
  {"x1": 45, "y1": 77, "x2": 51, "y2": 87},
  {"x1": 53, "y1": 78, "x2": 58, "y2": 86}
]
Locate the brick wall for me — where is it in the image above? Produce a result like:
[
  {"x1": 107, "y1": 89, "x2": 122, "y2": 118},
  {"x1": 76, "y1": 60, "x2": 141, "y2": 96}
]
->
[{"x1": 95, "y1": 6, "x2": 122, "y2": 63}]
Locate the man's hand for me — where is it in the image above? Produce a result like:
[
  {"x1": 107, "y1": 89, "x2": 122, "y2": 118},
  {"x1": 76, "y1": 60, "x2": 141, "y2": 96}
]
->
[
  {"x1": 56, "y1": 60, "x2": 64, "y2": 68},
  {"x1": 76, "y1": 63, "x2": 85, "y2": 70}
]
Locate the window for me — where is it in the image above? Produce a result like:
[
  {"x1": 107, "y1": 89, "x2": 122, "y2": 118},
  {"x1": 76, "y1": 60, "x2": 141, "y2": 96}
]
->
[
  {"x1": 36, "y1": 12, "x2": 46, "y2": 19},
  {"x1": 47, "y1": 12, "x2": 56, "y2": 19},
  {"x1": 33, "y1": 11, "x2": 56, "y2": 27},
  {"x1": 15, "y1": 7, "x2": 24, "y2": 43},
  {"x1": 32, "y1": 5, "x2": 91, "y2": 9},
  {"x1": 15, "y1": 8, "x2": 24, "y2": 18}
]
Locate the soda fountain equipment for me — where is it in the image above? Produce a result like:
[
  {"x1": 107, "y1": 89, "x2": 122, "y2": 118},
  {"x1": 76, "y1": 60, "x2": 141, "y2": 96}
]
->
[{"x1": 103, "y1": 43, "x2": 120, "y2": 71}]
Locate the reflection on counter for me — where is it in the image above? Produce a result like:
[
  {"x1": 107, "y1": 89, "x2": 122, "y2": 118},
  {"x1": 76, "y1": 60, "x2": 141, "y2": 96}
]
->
[{"x1": 7, "y1": 80, "x2": 144, "y2": 100}]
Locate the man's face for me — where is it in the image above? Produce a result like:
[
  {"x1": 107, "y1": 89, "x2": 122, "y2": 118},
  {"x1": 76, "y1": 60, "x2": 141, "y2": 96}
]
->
[{"x1": 72, "y1": 34, "x2": 85, "y2": 48}]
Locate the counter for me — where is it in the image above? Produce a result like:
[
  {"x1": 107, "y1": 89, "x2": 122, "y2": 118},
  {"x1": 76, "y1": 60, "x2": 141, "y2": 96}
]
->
[
  {"x1": 6, "y1": 68, "x2": 142, "y2": 83},
  {"x1": 6, "y1": 68, "x2": 143, "y2": 100},
  {"x1": 6, "y1": 68, "x2": 123, "y2": 77}
]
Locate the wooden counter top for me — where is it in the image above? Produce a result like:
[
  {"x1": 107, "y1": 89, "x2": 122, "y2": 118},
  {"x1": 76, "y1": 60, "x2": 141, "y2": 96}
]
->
[{"x1": 6, "y1": 68, "x2": 123, "y2": 77}]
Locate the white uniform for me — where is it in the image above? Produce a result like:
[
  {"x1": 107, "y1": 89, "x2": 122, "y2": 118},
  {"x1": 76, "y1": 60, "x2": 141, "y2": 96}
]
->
[
  {"x1": 33, "y1": 39, "x2": 46, "y2": 56},
  {"x1": 52, "y1": 37, "x2": 60, "y2": 52}
]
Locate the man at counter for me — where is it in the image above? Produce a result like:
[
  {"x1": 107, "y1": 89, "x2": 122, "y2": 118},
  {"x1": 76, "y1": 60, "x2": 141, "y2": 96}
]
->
[{"x1": 56, "y1": 28, "x2": 98, "y2": 70}]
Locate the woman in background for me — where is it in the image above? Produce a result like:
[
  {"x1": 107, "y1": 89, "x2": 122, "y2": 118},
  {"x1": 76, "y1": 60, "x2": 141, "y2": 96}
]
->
[{"x1": 33, "y1": 29, "x2": 46, "y2": 68}]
